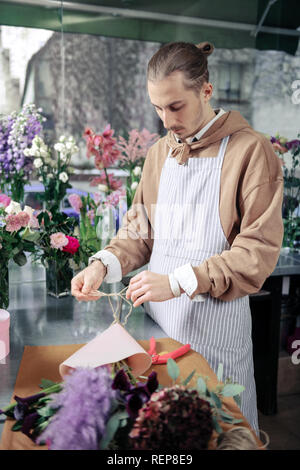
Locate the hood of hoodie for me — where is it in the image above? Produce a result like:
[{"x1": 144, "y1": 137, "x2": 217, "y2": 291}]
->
[{"x1": 190, "y1": 110, "x2": 252, "y2": 150}]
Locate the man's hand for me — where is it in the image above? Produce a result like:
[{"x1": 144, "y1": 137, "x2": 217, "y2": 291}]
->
[
  {"x1": 71, "y1": 260, "x2": 107, "y2": 301},
  {"x1": 126, "y1": 270, "x2": 182, "y2": 308}
]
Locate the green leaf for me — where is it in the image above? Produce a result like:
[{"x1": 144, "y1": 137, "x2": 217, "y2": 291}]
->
[
  {"x1": 181, "y1": 369, "x2": 196, "y2": 387},
  {"x1": 21, "y1": 227, "x2": 40, "y2": 243},
  {"x1": 221, "y1": 384, "x2": 245, "y2": 397},
  {"x1": 233, "y1": 394, "x2": 242, "y2": 408},
  {"x1": 12, "y1": 421, "x2": 23, "y2": 432},
  {"x1": 13, "y1": 251, "x2": 27, "y2": 266},
  {"x1": 166, "y1": 358, "x2": 180, "y2": 381},
  {"x1": 216, "y1": 363, "x2": 223, "y2": 382},
  {"x1": 212, "y1": 416, "x2": 222, "y2": 434},
  {"x1": 197, "y1": 376, "x2": 207, "y2": 395},
  {"x1": 210, "y1": 392, "x2": 222, "y2": 409},
  {"x1": 99, "y1": 411, "x2": 127, "y2": 450},
  {"x1": 39, "y1": 379, "x2": 57, "y2": 390}
]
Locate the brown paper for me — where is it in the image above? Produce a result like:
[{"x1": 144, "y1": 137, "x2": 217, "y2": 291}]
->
[{"x1": 0, "y1": 338, "x2": 262, "y2": 450}]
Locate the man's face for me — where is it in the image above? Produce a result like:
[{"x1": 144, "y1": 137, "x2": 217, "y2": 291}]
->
[{"x1": 148, "y1": 71, "x2": 213, "y2": 141}]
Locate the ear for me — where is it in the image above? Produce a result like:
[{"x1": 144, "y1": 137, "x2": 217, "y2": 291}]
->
[{"x1": 202, "y1": 82, "x2": 213, "y2": 102}]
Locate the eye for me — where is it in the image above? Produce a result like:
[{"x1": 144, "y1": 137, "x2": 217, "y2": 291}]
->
[{"x1": 169, "y1": 105, "x2": 183, "y2": 112}]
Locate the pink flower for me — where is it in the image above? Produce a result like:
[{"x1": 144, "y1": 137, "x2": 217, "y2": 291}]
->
[
  {"x1": 90, "y1": 171, "x2": 122, "y2": 191},
  {"x1": 117, "y1": 128, "x2": 159, "y2": 163},
  {"x1": 104, "y1": 188, "x2": 126, "y2": 207},
  {"x1": 83, "y1": 125, "x2": 121, "y2": 168},
  {"x1": 50, "y1": 232, "x2": 68, "y2": 250},
  {"x1": 62, "y1": 236, "x2": 80, "y2": 255},
  {"x1": 5, "y1": 211, "x2": 30, "y2": 232},
  {"x1": 68, "y1": 194, "x2": 83, "y2": 213},
  {"x1": 0, "y1": 194, "x2": 11, "y2": 208},
  {"x1": 272, "y1": 142, "x2": 288, "y2": 154},
  {"x1": 29, "y1": 215, "x2": 40, "y2": 228},
  {"x1": 17, "y1": 211, "x2": 30, "y2": 227},
  {"x1": 5, "y1": 214, "x2": 22, "y2": 232}
]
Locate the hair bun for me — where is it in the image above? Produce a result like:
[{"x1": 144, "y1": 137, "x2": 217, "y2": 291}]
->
[{"x1": 196, "y1": 42, "x2": 214, "y2": 56}]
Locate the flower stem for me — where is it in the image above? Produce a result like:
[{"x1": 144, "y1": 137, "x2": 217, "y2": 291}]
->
[{"x1": 1, "y1": 383, "x2": 62, "y2": 415}]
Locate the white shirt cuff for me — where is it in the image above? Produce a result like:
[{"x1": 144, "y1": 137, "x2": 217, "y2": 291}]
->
[
  {"x1": 89, "y1": 250, "x2": 122, "y2": 283},
  {"x1": 168, "y1": 273, "x2": 181, "y2": 297},
  {"x1": 173, "y1": 263, "x2": 207, "y2": 302}
]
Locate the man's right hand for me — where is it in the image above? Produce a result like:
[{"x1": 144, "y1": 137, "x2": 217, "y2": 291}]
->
[{"x1": 71, "y1": 260, "x2": 107, "y2": 301}]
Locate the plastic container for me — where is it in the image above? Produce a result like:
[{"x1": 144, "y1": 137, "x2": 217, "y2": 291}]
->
[{"x1": 0, "y1": 309, "x2": 10, "y2": 361}]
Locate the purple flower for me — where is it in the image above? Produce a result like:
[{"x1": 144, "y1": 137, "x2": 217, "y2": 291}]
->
[
  {"x1": 113, "y1": 370, "x2": 158, "y2": 420},
  {"x1": 37, "y1": 367, "x2": 116, "y2": 450},
  {"x1": 13, "y1": 392, "x2": 46, "y2": 421},
  {"x1": 286, "y1": 139, "x2": 300, "y2": 151}
]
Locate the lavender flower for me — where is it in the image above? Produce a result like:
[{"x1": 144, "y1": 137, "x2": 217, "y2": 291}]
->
[
  {"x1": 0, "y1": 104, "x2": 44, "y2": 200},
  {"x1": 37, "y1": 367, "x2": 116, "y2": 450}
]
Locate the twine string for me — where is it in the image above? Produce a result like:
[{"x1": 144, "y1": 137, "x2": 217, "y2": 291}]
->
[{"x1": 96, "y1": 286, "x2": 133, "y2": 327}]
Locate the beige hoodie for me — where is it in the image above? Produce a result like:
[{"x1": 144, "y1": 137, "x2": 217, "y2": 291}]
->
[{"x1": 104, "y1": 110, "x2": 284, "y2": 301}]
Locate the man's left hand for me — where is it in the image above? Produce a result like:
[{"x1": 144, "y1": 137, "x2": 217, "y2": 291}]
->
[{"x1": 126, "y1": 270, "x2": 180, "y2": 307}]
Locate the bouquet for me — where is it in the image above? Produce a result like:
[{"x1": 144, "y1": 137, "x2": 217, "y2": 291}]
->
[
  {"x1": 0, "y1": 104, "x2": 45, "y2": 202},
  {"x1": 0, "y1": 196, "x2": 37, "y2": 308},
  {"x1": 23, "y1": 209, "x2": 81, "y2": 297},
  {"x1": 24, "y1": 135, "x2": 78, "y2": 214},
  {"x1": 0, "y1": 357, "x2": 254, "y2": 450},
  {"x1": 270, "y1": 133, "x2": 300, "y2": 251},
  {"x1": 116, "y1": 129, "x2": 159, "y2": 208}
]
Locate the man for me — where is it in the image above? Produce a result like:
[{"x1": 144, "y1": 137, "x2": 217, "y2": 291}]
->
[{"x1": 72, "y1": 42, "x2": 284, "y2": 434}]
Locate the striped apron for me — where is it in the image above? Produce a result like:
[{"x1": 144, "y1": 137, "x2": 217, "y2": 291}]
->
[{"x1": 144, "y1": 136, "x2": 259, "y2": 434}]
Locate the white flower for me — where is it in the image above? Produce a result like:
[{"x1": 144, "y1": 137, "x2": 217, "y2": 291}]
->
[
  {"x1": 54, "y1": 143, "x2": 65, "y2": 153},
  {"x1": 133, "y1": 166, "x2": 142, "y2": 176},
  {"x1": 59, "y1": 135, "x2": 66, "y2": 142},
  {"x1": 24, "y1": 148, "x2": 31, "y2": 157},
  {"x1": 23, "y1": 205, "x2": 34, "y2": 218},
  {"x1": 47, "y1": 173, "x2": 54, "y2": 179},
  {"x1": 5, "y1": 201, "x2": 21, "y2": 215},
  {"x1": 66, "y1": 142, "x2": 73, "y2": 150},
  {"x1": 131, "y1": 181, "x2": 139, "y2": 191},
  {"x1": 38, "y1": 176, "x2": 43, "y2": 182},
  {"x1": 33, "y1": 158, "x2": 43, "y2": 169},
  {"x1": 40, "y1": 147, "x2": 49, "y2": 158},
  {"x1": 97, "y1": 184, "x2": 109, "y2": 193},
  {"x1": 60, "y1": 153, "x2": 68, "y2": 163},
  {"x1": 59, "y1": 172, "x2": 69, "y2": 183}
]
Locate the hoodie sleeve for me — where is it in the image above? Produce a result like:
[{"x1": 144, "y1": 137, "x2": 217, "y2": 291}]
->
[{"x1": 190, "y1": 136, "x2": 284, "y2": 301}]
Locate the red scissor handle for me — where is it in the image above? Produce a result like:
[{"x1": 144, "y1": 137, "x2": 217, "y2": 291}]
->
[{"x1": 147, "y1": 337, "x2": 191, "y2": 364}]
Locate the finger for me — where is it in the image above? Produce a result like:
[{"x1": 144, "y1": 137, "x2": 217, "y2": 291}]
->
[
  {"x1": 129, "y1": 275, "x2": 141, "y2": 287},
  {"x1": 75, "y1": 294, "x2": 99, "y2": 302},
  {"x1": 130, "y1": 286, "x2": 146, "y2": 303},
  {"x1": 133, "y1": 293, "x2": 149, "y2": 308}
]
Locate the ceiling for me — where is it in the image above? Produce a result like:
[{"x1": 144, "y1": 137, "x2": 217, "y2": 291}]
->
[{"x1": 0, "y1": 0, "x2": 299, "y2": 54}]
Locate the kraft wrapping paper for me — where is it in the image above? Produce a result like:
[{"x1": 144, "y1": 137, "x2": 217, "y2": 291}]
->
[{"x1": 0, "y1": 338, "x2": 262, "y2": 450}]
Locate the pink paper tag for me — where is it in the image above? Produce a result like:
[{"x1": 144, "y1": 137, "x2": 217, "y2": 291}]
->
[{"x1": 59, "y1": 323, "x2": 152, "y2": 378}]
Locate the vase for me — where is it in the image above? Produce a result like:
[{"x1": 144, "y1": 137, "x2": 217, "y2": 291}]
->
[
  {"x1": 0, "y1": 263, "x2": 9, "y2": 309},
  {"x1": 45, "y1": 259, "x2": 73, "y2": 298}
]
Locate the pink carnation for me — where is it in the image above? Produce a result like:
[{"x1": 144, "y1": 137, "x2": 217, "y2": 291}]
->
[
  {"x1": 68, "y1": 194, "x2": 83, "y2": 213},
  {"x1": 0, "y1": 194, "x2": 11, "y2": 208},
  {"x1": 62, "y1": 236, "x2": 80, "y2": 255},
  {"x1": 5, "y1": 214, "x2": 22, "y2": 232},
  {"x1": 50, "y1": 232, "x2": 68, "y2": 250},
  {"x1": 17, "y1": 211, "x2": 30, "y2": 227}
]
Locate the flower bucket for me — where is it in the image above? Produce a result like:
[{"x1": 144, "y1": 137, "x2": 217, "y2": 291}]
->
[
  {"x1": 59, "y1": 322, "x2": 152, "y2": 379},
  {"x1": 45, "y1": 258, "x2": 73, "y2": 298},
  {"x1": 0, "y1": 309, "x2": 10, "y2": 361}
]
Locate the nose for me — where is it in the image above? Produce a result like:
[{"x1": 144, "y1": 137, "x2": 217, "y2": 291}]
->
[{"x1": 162, "y1": 109, "x2": 174, "y2": 130}]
